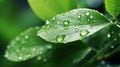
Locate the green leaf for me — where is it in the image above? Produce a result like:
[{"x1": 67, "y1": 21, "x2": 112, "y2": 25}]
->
[
  {"x1": 28, "y1": 0, "x2": 77, "y2": 20},
  {"x1": 5, "y1": 27, "x2": 55, "y2": 61},
  {"x1": 37, "y1": 8, "x2": 110, "y2": 43},
  {"x1": 105, "y1": 0, "x2": 120, "y2": 17}
]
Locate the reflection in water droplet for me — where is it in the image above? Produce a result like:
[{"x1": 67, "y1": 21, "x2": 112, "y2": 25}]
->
[
  {"x1": 80, "y1": 29, "x2": 89, "y2": 37},
  {"x1": 56, "y1": 35, "x2": 65, "y2": 43},
  {"x1": 63, "y1": 19, "x2": 69, "y2": 26},
  {"x1": 46, "y1": 20, "x2": 50, "y2": 25}
]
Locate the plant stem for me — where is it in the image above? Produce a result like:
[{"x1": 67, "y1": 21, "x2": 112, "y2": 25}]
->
[{"x1": 82, "y1": 41, "x2": 114, "y2": 67}]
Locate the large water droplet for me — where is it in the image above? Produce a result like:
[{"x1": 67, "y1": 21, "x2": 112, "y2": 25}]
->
[
  {"x1": 80, "y1": 29, "x2": 89, "y2": 37},
  {"x1": 56, "y1": 35, "x2": 65, "y2": 43},
  {"x1": 63, "y1": 19, "x2": 69, "y2": 26}
]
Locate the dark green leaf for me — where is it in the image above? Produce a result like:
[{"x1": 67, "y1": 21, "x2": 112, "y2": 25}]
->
[
  {"x1": 28, "y1": 0, "x2": 77, "y2": 20},
  {"x1": 37, "y1": 8, "x2": 110, "y2": 43},
  {"x1": 105, "y1": 0, "x2": 120, "y2": 17},
  {"x1": 5, "y1": 27, "x2": 55, "y2": 61}
]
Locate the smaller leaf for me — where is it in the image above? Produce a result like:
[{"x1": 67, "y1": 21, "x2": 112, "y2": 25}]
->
[
  {"x1": 5, "y1": 27, "x2": 55, "y2": 61},
  {"x1": 105, "y1": 0, "x2": 120, "y2": 17}
]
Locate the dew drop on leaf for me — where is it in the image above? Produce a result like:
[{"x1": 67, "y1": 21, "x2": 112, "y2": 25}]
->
[
  {"x1": 80, "y1": 29, "x2": 89, "y2": 37},
  {"x1": 63, "y1": 19, "x2": 70, "y2": 26},
  {"x1": 101, "y1": 60, "x2": 106, "y2": 64},
  {"x1": 107, "y1": 34, "x2": 111, "y2": 38},
  {"x1": 25, "y1": 35, "x2": 29, "y2": 39},
  {"x1": 56, "y1": 35, "x2": 65, "y2": 43},
  {"x1": 86, "y1": 12, "x2": 90, "y2": 16},
  {"x1": 75, "y1": 28, "x2": 79, "y2": 32},
  {"x1": 46, "y1": 20, "x2": 50, "y2": 25},
  {"x1": 52, "y1": 17, "x2": 56, "y2": 21}
]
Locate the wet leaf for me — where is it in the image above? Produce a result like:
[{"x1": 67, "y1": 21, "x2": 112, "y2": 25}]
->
[
  {"x1": 37, "y1": 8, "x2": 111, "y2": 43},
  {"x1": 5, "y1": 27, "x2": 55, "y2": 61}
]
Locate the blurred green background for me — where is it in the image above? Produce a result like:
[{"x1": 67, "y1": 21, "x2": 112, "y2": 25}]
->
[{"x1": 0, "y1": 0, "x2": 120, "y2": 67}]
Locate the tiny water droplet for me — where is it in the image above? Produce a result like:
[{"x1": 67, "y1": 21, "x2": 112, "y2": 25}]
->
[
  {"x1": 86, "y1": 12, "x2": 90, "y2": 16},
  {"x1": 75, "y1": 28, "x2": 79, "y2": 32},
  {"x1": 114, "y1": 38, "x2": 117, "y2": 41},
  {"x1": 18, "y1": 56, "x2": 22, "y2": 60},
  {"x1": 111, "y1": 46, "x2": 114, "y2": 49},
  {"x1": 80, "y1": 29, "x2": 89, "y2": 37},
  {"x1": 107, "y1": 34, "x2": 111, "y2": 38},
  {"x1": 37, "y1": 56, "x2": 42, "y2": 60},
  {"x1": 101, "y1": 60, "x2": 105, "y2": 64},
  {"x1": 56, "y1": 35, "x2": 65, "y2": 43},
  {"x1": 77, "y1": 15, "x2": 81, "y2": 22},
  {"x1": 46, "y1": 45, "x2": 52, "y2": 49},
  {"x1": 42, "y1": 25, "x2": 51, "y2": 31},
  {"x1": 25, "y1": 35, "x2": 29, "y2": 39},
  {"x1": 16, "y1": 37, "x2": 20, "y2": 41},
  {"x1": 52, "y1": 17, "x2": 56, "y2": 21},
  {"x1": 63, "y1": 19, "x2": 69, "y2": 26},
  {"x1": 90, "y1": 15, "x2": 94, "y2": 19},
  {"x1": 43, "y1": 58, "x2": 47, "y2": 62},
  {"x1": 46, "y1": 20, "x2": 50, "y2": 25}
]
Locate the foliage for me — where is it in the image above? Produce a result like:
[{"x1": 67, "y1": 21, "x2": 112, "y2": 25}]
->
[{"x1": 4, "y1": 0, "x2": 120, "y2": 67}]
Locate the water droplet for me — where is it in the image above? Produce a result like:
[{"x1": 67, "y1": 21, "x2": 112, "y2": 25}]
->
[
  {"x1": 16, "y1": 37, "x2": 20, "y2": 41},
  {"x1": 75, "y1": 28, "x2": 79, "y2": 32},
  {"x1": 46, "y1": 45, "x2": 52, "y2": 49},
  {"x1": 101, "y1": 60, "x2": 105, "y2": 64},
  {"x1": 43, "y1": 58, "x2": 47, "y2": 62},
  {"x1": 46, "y1": 20, "x2": 50, "y2": 25},
  {"x1": 52, "y1": 17, "x2": 56, "y2": 21},
  {"x1": 90, "y1": 15, "x2": 94, "y2": 19},
  {"x1": 80, "y1": 29, "x2": 89, "y2": 37},
  {"x1": 42, "y1": 25, "x2": 51, "y2": 31},
  {"x1": 37, "y1": 56, "x2": 42, "y2": 60},
  {"x1": 56, "y1": 35, "x2": 65, "y2": 43},
  {"x1": 25, "y1": 35, "x2": 29, "y2": 39},
  {"x1": 77, "y1": 15, "x2": 81, "y2": 22},
  {"x1": 114, "y1": 38, "x2": 117, "y2": 41},
  {"x1": 107, "y1": 34, "x2": 111, "y2": 38},
  {"x1": 86, "y1": 12, "x2": 90, "y2": 16},
  {"x1": 18, "y1": 56, "x2": 22, "y2": 60},
  {"x1": 63, "y1": 19, "x2": 69, "y2": 26},
  {"x1": 111, "y1": 46, "x2": 114, "y2": 49}
]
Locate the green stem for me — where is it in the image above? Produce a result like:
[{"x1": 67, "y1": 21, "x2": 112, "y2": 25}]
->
[{"x1": 82, "y1": 41, "x2": 114, "y2": 66}]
